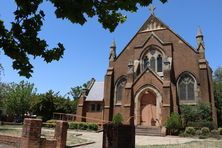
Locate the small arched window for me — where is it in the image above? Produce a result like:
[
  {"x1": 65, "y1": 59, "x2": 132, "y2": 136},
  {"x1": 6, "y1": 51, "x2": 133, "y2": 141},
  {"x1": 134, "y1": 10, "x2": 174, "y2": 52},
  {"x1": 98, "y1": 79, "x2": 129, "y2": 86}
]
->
[
  {"x1": 150, "y1": 57, "x2": 156, "y2": 71},
  {"x1": 178, "y1": 74, "x2": 195, "y2": 100},
  {"x1": 115, "y1": 77, "x2": 127, "y2": 102},
  {"x1": 157, "y1": 55, "x2": 162, "y2": 72}
]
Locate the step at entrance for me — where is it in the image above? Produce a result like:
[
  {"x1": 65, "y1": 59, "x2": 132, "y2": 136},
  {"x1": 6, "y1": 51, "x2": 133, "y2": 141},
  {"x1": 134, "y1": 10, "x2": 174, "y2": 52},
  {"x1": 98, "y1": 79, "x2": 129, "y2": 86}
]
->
[{"x1": 136, "y1": 126, "x2": 162, "y2": 136}]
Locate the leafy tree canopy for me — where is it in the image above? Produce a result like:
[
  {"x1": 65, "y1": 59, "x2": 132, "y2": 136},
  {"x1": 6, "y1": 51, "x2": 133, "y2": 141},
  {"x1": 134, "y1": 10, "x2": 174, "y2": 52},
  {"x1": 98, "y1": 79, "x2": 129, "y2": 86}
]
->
[
  {"x1": 3, "y1": 81, "x2": 36, "y2": 116},
  {"x1": 68, "y1": 78, "x2": 91, "y2": 99},
  {"x1": 0, "y1": 0, "x2": 167, "y2": 78},
  {"x1": 214, "y1": 66, "x2": 222, "y2": 126}
]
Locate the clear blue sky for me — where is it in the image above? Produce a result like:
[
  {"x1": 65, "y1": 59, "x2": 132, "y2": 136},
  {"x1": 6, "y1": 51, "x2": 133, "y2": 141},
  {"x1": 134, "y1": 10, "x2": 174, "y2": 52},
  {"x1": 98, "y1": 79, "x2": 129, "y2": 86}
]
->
[{"x1": 0, "y1": 0, "x2": 221, "y2": 96}]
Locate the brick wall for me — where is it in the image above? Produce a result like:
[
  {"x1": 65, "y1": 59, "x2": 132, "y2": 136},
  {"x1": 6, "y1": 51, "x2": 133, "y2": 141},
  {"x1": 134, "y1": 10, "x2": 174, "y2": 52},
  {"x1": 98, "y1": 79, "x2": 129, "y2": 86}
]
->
[
  {"x1": 40, "y1": 138, "x2": 57, "y2": 148},
  {"x1": 0, "y1": 119, "x2": 68, "y2": 148},
  {"x1": 54, "y1": 121, "x2": 68, "y2": 148},
  {"x1": 0, "y1": 135, "x2": 21, "y2": 147}
]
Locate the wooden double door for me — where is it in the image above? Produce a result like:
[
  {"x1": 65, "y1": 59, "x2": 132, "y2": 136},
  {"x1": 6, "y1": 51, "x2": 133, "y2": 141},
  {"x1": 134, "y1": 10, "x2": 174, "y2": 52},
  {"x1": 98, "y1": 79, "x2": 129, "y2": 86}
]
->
[{"x1": 140, "y1": 92, "x2": 156, "y2": 126}]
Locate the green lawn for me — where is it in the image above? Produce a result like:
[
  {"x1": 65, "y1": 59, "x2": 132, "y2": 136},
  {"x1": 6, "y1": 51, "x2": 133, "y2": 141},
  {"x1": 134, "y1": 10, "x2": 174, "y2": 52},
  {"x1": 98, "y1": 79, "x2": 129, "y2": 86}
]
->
[{"x1": 136, "y1": 140, "x2": 222, "y2": 148}]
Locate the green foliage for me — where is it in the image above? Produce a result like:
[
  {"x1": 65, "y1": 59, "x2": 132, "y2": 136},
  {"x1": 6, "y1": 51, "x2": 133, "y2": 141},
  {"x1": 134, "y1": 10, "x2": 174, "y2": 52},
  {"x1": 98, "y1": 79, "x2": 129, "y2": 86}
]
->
[
  {"x1": 165, "y1": 112, "x2": 182, "y2": 135},
  {"x1": 30, "y1": 90, "x2": 56, "y2": 121},
  {"x1": 180, "y1": 103, "x2": 212, "y2": 127},
  {"x1": 31, "y1": 90, "x2": 77, "y2": 121},
  {"x1": 0, "y1": 82, "x2": 10, "y2": 107},
  {"x1": 78, "y1": 122, "x2": 88, "y2": 130},
  {"x1": 68, "y1": 122, "x2": 98, "y2": 131},
  {"x1": 45, "y1": 119, "x2": 57, "y2": 128},
  {"x1": 214, "y1": 67, "x2": 222, "y2": 81},
  {"x1": 218, "y1": 128, "x2": 222, "y2": 135},
  {"x1": 0, "y1": 1, "x2": 167, "y2": 77},
  {"x1": 201, "y1": 127, "x2": 210, "y2": 136},
  {"x1": 88, "y1": 123, "x2": 98, "y2": 131},
  {"x1": 214, "y1": 67, "x2": 222, "y2": 127},
  {"x1": 112, "y1": 113, "x2": 123, "y2": 125},
  {"x1": 3, "y1": 81, "x2": 36, "y2": 118},
  {"x1": 187, "y1": 121, "x2": 214, "y2": 130},
  {"x1": 0, "y1": 1, "x2": 64, "y2": 78},
  {"x1": 69, "y1": 122, "x2": 78, "y2": 129},
  {"x1": 69, "y1": 86, "x2": 84, "y2": 100},
  {"x1": 199, "y1": 135, "x2": 208, "y2": 139},
  {"x1": 184, "y1": 127, "x2": 195, "y2": 135},
  {"x1": 195, "y1": 130, "x2": 202, "y2": 136},
  {"x1": 210, "y1": 129, "x2": 221, "y2": 139}
]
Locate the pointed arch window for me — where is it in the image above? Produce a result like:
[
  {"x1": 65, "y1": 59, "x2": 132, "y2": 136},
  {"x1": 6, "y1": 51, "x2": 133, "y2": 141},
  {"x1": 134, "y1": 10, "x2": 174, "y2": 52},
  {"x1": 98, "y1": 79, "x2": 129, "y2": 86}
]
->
[
  {"x1": 140, "y1": 47, "x2": 164, "y2": 76},
  {"x1": 157, "y1": 55, "x2": 162, "y2": 72},
  {"x1": 143, "y1": 56, "x2": 149, "y2": 70},
  {"x1": 150, "y1": 57, "x2": 156, "y2": 71},
  {"x1": 178, "y1": 74, "x2": 195, "y2": 100},
  {"x1": 115, "y1": 77, "x2": 127, "y2": 102}
]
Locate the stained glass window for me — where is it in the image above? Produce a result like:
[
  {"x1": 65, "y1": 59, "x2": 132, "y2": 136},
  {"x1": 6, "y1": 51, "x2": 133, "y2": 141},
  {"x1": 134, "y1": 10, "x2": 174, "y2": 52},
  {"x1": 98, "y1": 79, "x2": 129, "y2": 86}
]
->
[
  {"x1": 178, "y1": 74, "x2": 195, "y2": 100},
  {"x1": 116, "y1": 78, "x2": 127, "y2": 102},
  {"x1": 157, "y1": 55, "x2": 162, "y2": 72}
]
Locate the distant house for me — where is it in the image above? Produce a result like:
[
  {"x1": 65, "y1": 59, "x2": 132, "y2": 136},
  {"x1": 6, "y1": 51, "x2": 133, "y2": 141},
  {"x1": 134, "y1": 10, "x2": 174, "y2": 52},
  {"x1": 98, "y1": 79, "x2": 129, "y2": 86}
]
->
[
  {"x1": 76, "y1": 79, "x2": 104, "y2": 124},
  {"x1": 76, "y1": 13, "x2": 217, "y2": 132}
]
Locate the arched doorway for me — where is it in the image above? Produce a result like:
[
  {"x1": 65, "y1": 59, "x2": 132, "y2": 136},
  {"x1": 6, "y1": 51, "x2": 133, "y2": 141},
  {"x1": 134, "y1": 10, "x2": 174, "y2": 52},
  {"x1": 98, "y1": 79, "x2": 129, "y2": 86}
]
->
[
  {"x1": 140, "y1": 92, "x2": 156, "y2": 126},
  {"x1": 134, "y1": 86, "x2": 162, "y2": 127}
]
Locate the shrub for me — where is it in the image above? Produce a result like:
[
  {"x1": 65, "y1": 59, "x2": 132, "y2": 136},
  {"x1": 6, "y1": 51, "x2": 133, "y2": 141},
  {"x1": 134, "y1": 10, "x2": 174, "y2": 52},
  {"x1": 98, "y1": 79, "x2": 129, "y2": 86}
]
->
[
  {"x1": 68, "y1": 122, "x2": 98, "y2": 131},
  {"x1": 165, "y1": 112, "x2": 182, "y2": 135},
  {"x1": 197, "y1": 103, "x2": 212, "y2": 121},
  {"x1": 179, "y1": 132, "x2": 190, "y2": 137},
  {"x1": 78, "y1": 122, "x2": 85, "y2": 130},
  {"x1": 180, "y1": 105, "x2": 197, "y2": 127},
  {"x1": 45, "y1": 120, "x2": 56, "y2": 128},
  {"x1": 69, "y1": 122, "x2": 78, "y2": 129},
  {"x1": 201, "y1": 127, "x2": 210, "y2": 136},
  {"x1": 112, "y1": 113, "x2": 123, "y2": 125},
  {"x1": 187, "y1": 121, "x2": 214, "y2": 130},
  {"x1": 218, "y1": 128, "x2": 222, "y2": 135},
  {"x1": 185, "y1": 127, "x2": 195, "y2": 135},
  {"x1": 180, "y1": 103, "x2": 212, "y2": 128},
  {"x1": 88, "y1": 123, "x2": 98, "y2": 131},
  {"x1": 199, "y1": 135, "x2": 208, "y2": 139},
  {"x1": 210, "y1": 129, "x2": 220, "y2": 139},
  {"x1": 195, "y1": 130, "x2": 202, "y2": 136},
  {"x1": 83, "y1": 123, "x2": 88, "y2": 130}
]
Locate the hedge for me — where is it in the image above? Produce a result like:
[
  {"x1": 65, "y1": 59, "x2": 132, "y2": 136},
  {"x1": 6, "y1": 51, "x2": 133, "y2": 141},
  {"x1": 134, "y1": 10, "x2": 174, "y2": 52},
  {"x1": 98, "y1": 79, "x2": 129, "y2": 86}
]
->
[{"x1": 45, "y1": 120, "x2": 98, "y2": 131}]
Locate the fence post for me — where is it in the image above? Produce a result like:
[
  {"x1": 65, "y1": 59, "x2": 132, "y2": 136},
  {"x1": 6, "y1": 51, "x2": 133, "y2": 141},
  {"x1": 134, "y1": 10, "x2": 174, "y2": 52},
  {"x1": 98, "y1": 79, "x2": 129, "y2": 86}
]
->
[
  {"x1": 21, "y1": 118, "x2": 42, "y2": 148},
  {"x1": 54, "y1": 121, "x2": 68, "y2": 148}
]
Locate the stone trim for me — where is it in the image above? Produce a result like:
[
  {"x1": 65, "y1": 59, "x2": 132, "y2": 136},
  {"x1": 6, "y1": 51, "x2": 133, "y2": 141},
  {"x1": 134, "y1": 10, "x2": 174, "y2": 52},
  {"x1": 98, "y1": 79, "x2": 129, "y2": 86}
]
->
[
  {"x1": 162, "y1": 104, "x2": 170, "y2": 107},
  {"x1": 104, "y1": 106, "x2": 110, "y2": 109},
  {"x1": 124, "y1": 104, "x2": 131, "y2": 107},
  {"x1": 134, "y1": 85, "x2": 162, "y2": 126},
  {"x1": 177, "y1": 72, "x2": 198, "y2": 103}
]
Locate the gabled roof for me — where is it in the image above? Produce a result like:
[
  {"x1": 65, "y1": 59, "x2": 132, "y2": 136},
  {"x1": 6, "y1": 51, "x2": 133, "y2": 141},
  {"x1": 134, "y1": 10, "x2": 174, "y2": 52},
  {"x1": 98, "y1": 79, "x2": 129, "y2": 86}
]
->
[
  {"x1": 139, "y1": 15, "x2": 197, "y2": 53},
  {"x1": 115, "y1": 14, "x2": 197, "y2": 60},
  {"x1": 85, "y1": 81, "x2": 104, "y2": 101}
]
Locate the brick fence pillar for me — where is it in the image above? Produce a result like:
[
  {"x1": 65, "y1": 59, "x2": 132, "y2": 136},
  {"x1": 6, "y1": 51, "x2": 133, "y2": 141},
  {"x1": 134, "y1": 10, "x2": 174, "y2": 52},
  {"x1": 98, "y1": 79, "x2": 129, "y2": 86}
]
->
[
  {"x1": 54, "y1": 121, "x2": 68, "y2": 148},
  {"x1": 21, "y1": 118, "x2": 42, "y2": 148}
]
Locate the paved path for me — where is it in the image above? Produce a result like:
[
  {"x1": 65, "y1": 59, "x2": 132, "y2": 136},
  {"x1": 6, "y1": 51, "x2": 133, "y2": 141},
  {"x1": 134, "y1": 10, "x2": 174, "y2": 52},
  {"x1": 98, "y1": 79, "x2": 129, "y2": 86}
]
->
[
  {"x1": 73, "y1": 131, "x2": 199, "y2": 148},
  {"x1": 72, "y1": 131, "x2": 103, "y2": 148},
  {"x1": 136, "y1": 135, "x2": 198, "y2": 145}
]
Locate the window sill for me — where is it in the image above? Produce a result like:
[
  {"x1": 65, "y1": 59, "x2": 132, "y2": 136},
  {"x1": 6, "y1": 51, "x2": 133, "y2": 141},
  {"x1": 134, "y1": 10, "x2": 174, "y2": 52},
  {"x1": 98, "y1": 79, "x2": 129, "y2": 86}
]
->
[
  {"x1": 179, "y1": 101, "x2": 197, "y2": 105},
  {"x1": 115, "y1": 103, "x2": 122, "y2": 106}
]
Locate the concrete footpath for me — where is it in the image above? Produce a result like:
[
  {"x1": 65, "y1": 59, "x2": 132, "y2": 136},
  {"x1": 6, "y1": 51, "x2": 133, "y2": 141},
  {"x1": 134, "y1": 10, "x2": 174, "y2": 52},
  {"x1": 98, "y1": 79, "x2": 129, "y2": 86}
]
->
[{"x1": 74, "y1": 131, "x2": 198, "y2": 148}]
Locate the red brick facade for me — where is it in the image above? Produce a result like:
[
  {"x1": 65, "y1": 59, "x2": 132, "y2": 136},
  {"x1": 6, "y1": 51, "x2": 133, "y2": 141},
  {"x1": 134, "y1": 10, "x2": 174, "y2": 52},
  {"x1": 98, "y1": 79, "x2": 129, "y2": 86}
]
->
[{"x1": 77, "y1": 14, "x2": 217, "y2": 128}]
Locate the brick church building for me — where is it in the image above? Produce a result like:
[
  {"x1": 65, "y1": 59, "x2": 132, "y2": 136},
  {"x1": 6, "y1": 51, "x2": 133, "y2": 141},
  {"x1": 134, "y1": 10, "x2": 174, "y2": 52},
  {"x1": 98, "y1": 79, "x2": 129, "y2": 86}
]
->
[{"x1": 76, "y1": 12, "x2": 217, "y2": 131}]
